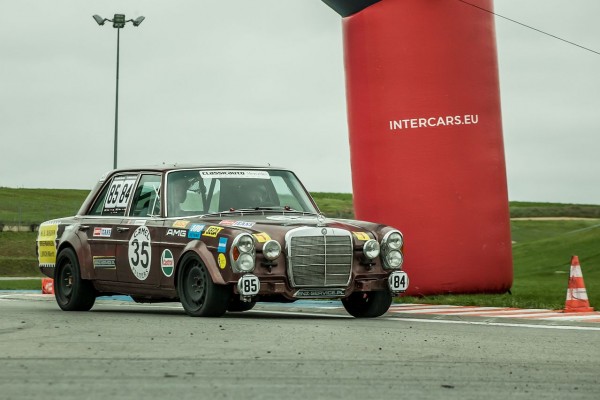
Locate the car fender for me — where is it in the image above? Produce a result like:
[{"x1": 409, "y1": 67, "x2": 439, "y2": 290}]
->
[
  {"x1": 176, "y1": 240, "x2": 226, "y2": 286},
  {"x1": 55, "y1": 225, "x2": 92, "y2": 279}
]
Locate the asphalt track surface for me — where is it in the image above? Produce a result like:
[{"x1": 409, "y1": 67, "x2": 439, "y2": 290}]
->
[{"x1": 1, "y1": 294, "x2": 599, "y2": 400}]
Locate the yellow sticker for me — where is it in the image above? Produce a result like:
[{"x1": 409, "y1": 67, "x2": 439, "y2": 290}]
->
[
  {"x1": 203, "y1": 226, "x2": 224, "y2": 238},
  {"x1": 172, "y1": 220, "x2": 190, "y2": 228},
  {"x1": 253, "y1": 232, "x2": 271, "y2": 243},
  {"x1": 353, "y1": 231, "x2": 370, "y2": 241},
  {"x1": 38, "y1": 223, "x2": 58, "y2": 267},
  {"x1": 218, "y1": 253, "x2": 227, "y2": 269}
]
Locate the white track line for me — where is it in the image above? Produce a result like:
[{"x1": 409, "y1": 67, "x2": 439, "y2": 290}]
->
[
  {"x1": 389, "y1": 303, "x2": 600, "y2": 322},
  {"x1": 385, "y1": 316, "x2": 600, "y2": 331}
]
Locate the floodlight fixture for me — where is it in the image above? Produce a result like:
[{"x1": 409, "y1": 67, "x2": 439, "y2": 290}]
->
[
  {"x1": 132, "y1": 16, "x2": 145, "y2": 27},
  {"x1": 93, "y1": 15, "x2": 106, "y2": 26}
]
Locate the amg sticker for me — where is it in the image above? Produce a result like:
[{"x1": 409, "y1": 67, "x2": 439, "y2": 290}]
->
[{"x1": 167, "y1": 229, "x2": 187, "y2": 237}]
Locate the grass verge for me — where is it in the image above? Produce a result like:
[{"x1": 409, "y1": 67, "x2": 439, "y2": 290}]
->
[
  {"x1": 399, "y1": 219, "x2": 600, "y2": 309},
  {"x1": 0, "y1": 279, "x2": 42, "y2": 290}
]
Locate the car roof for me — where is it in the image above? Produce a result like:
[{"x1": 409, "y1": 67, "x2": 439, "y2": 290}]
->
[{"x1": 108, "y1": 163, "x2": 289, "y2": 174}]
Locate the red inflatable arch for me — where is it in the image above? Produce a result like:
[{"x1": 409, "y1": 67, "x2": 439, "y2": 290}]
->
[{"x1": 323, "y1": 0, "x2": 513, "y2": 295}]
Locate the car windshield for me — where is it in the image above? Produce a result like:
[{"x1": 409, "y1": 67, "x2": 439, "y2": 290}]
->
[{"x1": 165, "y1": 169, "x2": 319, "y2": 217}]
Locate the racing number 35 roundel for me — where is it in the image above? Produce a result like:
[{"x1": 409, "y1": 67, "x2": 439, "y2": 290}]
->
[{"x1": 129, "y1": 226, "x2": 152, "y2": 280}]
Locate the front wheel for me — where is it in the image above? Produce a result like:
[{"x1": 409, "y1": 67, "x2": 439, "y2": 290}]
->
[
  {"x1": 342, "y1": 290, "x2": 392, "y2": 318},
  {"x1": 177, "y1": 254, "x2": 230, "y2": 317},
  {"x1": 54, "y1": 248, "x2": 95, "y2": 311}
]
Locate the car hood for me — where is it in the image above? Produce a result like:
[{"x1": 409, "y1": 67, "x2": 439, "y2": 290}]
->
[{"x1": 182, "y1": 213, "x2": 388, "y2": 244}]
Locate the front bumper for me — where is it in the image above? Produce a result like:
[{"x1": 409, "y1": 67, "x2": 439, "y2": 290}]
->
[{"x1": 234, "y1": 271, "x2": 409, "y2": 300}]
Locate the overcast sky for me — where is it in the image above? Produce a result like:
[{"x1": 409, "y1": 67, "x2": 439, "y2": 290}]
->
[{"x1": 1, "y1": 0, "x2": 599, "y2": 204}]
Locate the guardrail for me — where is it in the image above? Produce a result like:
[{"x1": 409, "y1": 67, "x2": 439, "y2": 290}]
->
[{"x1": 0, "y1": 224, "x2": 39, "y2": 232}]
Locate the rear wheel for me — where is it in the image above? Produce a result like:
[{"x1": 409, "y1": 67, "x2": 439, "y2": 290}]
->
[
  {"x1": 54, "y1": 248, "x2": 95, "y2": 311},
  {"x1": 177, "y1": 253, "x2": 230, "y2": 317},
  {"x1": 342, "y1": 290, "x2": 392, "y2": 318}
]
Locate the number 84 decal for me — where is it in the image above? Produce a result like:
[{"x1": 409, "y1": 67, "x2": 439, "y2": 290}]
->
[{"x1": 388, "y1": 271, "x2": 409, "y2": 293}]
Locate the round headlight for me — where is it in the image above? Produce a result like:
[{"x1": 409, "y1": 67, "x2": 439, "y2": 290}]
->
[
  {"x1": 263, "y1": 240, "x2": 281, "y2": 261},
  {"x1": 238, "y1": 253, "x2": 255, "y2": 272},
  {"x1": 363, "y1": 239, "x2": 380, "y2": 259},
  {"x1": 384, "y1": 231, "x2": 403, "y2": 250},
  {"x1": 231, "y1": 234, "x2": 256, "y2": 272},
  {"x1": 238, "y1": 235, "x2": 254, "y2": 253},
  {"x1": 385, "y1": 250, "x2": 404, "y2": 269}
]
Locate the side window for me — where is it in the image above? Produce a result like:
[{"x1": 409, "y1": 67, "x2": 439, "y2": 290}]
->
[
  {"x1": 88, "y1": 175, "x2": 138, "y2": 216},
  {"x1": 167, "y1": 171, "x2": 206, "y2": 217},
  {"x1": 88, "y1": 184, "x2": 110, "y2": 216},
  {"x1": 130, "y1": 175, "x2": 162, "y2": 217}
]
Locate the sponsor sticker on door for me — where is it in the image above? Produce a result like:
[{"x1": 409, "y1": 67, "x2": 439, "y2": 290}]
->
[
  {"x1": 161, "y1": 249, "x2": 174, "y2": 277},
  {"x1": 93, "y1": 227, "x2": 112, "y2": 237}
]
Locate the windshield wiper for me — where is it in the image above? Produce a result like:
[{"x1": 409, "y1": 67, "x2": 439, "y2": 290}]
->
[
  {"x1": 200, "y1": 207, "x2": 317, "y2": 218},
  {"x1": 229, "y1": 206, "x2": 309, "y2": 212},
  {"x1": 202, "y1": 206, "x2": 318, "y2": 217}
]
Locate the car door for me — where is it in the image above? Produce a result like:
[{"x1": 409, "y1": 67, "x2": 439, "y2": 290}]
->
[
  {"x1": 80, "y1": 173, "x2": 139, "y2": 281},
  {"x1": 114, "y1": 173, "x2": 164, "y2": 286}
]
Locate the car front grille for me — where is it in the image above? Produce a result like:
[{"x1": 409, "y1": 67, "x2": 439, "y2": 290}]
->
[{"x1": 286, "y1": 228, "x2": 353, "y2": 287}]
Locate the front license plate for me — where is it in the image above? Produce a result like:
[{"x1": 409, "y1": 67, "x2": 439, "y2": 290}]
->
[
  {"x1": 294, "y1": 288, "x2": 346, "y2": 298},
  {"x1": 388, "y1": 271, "x2": 409, "y2": 293},
  {"x1": 237, "y1": 274, "x2": 260, "y2": 296}
]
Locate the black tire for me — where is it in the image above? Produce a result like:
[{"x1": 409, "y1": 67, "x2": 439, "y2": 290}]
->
[
  {"x1": 54, "y1": 248, "x2": 95, "y2": 311},
  {"x1": 342, "y1": 290, "x2": 392, "y2": 318},
  {"x1": 227, "y1": 297, "x2": 256, "y2": 312},
  {"x1": 177, "y1": 253, "x2": 230, "y2": 317}
]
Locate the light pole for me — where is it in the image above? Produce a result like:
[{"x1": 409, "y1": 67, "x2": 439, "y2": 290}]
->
[{"x1": 93, "y1": 14, "x2": 145, "y2": 169}]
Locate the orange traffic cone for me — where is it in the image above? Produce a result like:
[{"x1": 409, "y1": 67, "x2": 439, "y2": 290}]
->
[
  {"x1": 563, "y1": 256, "x2": 594, "y2": 313},
  {"x1": 41, "y1": 278, "x2": 54, "y2": 294}
]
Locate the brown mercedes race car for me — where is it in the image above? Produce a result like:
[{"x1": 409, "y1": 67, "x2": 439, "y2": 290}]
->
[{"x1": 36, "y1": 165, "x2": 408, "y2": 318}]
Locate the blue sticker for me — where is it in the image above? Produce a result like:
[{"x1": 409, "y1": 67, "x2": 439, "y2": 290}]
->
[
  {"x1": 218, "y1": 237, "x2": 228, "y2": 253},
  {"x1": 187, "y1": 224, "x2": 205, "y2": 239}
]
